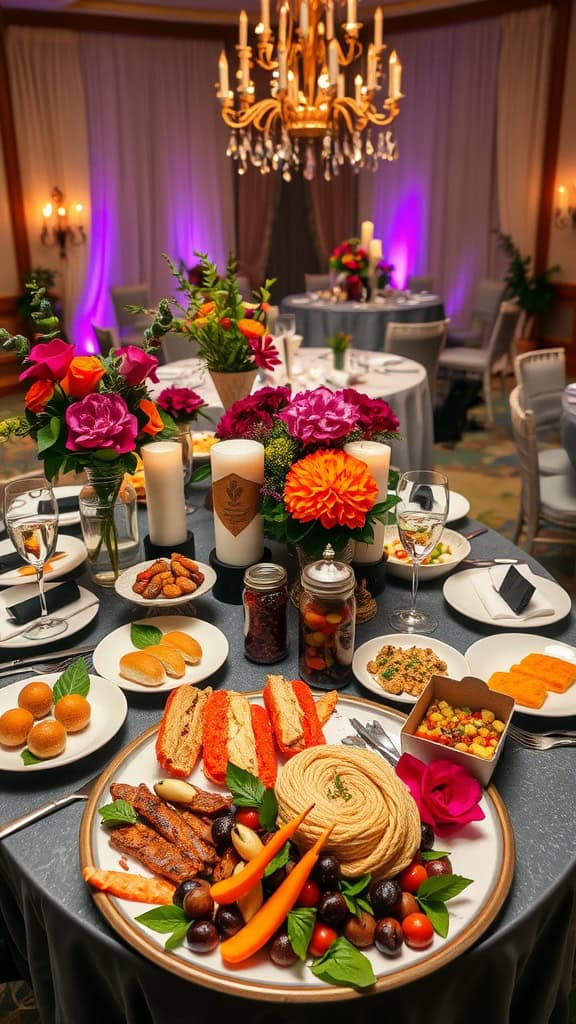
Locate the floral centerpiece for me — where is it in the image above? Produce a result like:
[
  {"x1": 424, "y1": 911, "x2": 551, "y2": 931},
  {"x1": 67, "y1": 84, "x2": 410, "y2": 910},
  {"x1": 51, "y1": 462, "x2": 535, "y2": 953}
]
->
[
  {"x1": 215, "y1": 385, "x2": 401, "y2": 557},
  {"x1": 329, "y1": 238, "x2": 370, "y2": 302},
  {"x1": 327, "y1": 332, "x2": 352, "y2": 372}
]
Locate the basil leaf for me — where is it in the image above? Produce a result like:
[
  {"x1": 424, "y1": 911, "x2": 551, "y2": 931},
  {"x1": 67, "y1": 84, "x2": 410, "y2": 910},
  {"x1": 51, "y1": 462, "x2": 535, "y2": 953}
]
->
[
  {"x1": 130, "y1": 623, "x2": 163, "y2": 650},
  {"x1": 21, "y1": 748, "x2": 42, "y2": 766},
  {"x1": 165, "y1": 920, "x2": 191, "y2": 950},
  {"x1": 340, "y1": 873, "x2": 371, "y2": 898},
  {"x1": 98, "y1": 799, "x2": 137, "y2": 826},
  {"x1": 135, "y1": 905, "x2": 188, "y2": 933},
  {"x1": 421, "y1": 850, "x2": 451, "y2": 862},
  {"x1": 53, "y1": 658, "x2": 90, "y2": 701},
  {"x1": 263, "y1": 841, "x2": 290, "y2": 878},
  {"x1": 310, "y1": 936, "x2": 376, "y2": 990},
  {"x1": 259, "y1": 788, "x2": 278, "y2": 831},
  {"x1": 417, "y1": 874, "x2": 473, "y2": 902},
  {"x1": 190, "y1": 463, "x2": 212, "y2": 482},
  {"x1": 418, "y1": 898, "x2": 450, "y2": 938},
  {"x1": 287, "y1": 907, "x2": 316, "y2": 961},
  {"x1": 226, "y1": 763, "x2": 265, "y2": 808}
]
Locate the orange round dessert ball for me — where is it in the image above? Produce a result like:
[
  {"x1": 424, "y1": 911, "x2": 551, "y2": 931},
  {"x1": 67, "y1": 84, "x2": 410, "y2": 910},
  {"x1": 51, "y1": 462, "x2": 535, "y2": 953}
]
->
[
  {"x1": 27, "y1": 720, "x2": 67, "y2": 759},
  {"x1": 0, "y1": 707, "x2": 34, "y2": 747},
  {"x1": 18, "y1": 681, "x2": 54, "y2": 719},
  {"x1": 54, "y1": 694, "x2": 91, "y2": 733}
]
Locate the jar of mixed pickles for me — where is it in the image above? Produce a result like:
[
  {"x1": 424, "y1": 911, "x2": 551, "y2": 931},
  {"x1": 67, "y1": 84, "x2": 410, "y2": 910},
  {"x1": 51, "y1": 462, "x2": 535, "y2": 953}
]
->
[
  {"x1": 299, "y1": 544, "x2": 356, "y2": 690},
  {"x1": 243, "y1": 563, "x2": 288, "y2": 664}
]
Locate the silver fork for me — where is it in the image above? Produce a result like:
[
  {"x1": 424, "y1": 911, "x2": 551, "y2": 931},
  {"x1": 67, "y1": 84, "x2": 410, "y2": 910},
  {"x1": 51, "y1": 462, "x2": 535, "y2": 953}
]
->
[
  {"x1": 0, "y1": 653, "x2": 91, "y2": 679},
  {"x1": 507, "y1": 724, "x2": 576, "y2": 750}
]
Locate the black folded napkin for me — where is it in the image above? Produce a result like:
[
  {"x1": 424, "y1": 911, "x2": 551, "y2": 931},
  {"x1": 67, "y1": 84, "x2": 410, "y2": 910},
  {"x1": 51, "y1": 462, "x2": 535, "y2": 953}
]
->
[
  {"x1": 0, "y1": 551, "x2": 25, "y2": 574},
  {"x1": 6, "y1": 581, "x2": 81, "y2": 625},
  {"x1": 498, "y1": 565, "x2": 535, "y2": 614},
  {"x1": 38, "y1": 495, "x2": 79, "y2": 515},
  {"x1": 411, "y1": 484, "x2": 434, "y2": 511}
]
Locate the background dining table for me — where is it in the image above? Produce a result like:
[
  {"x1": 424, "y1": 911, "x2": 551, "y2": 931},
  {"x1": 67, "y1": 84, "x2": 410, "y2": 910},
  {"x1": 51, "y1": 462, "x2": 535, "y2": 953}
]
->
[
  {"x1": 0, "y1": 497, "x2": 575, "y2": 1024},
  {"x1": 561, "y1": 382, "x2": 576, "y2": 472},
  {"x1": 279, "y1": 293, "x2": 446, "y2": 351}
]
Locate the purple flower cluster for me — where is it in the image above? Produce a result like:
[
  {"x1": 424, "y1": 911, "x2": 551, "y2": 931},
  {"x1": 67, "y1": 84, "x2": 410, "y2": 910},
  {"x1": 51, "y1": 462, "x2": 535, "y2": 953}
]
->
[
  {"x1": 216, "y1": 386, "x2": 291, "y2": 440},
  {"x1": 157, "y1": 387, "x2": 206, "y2": 423}
]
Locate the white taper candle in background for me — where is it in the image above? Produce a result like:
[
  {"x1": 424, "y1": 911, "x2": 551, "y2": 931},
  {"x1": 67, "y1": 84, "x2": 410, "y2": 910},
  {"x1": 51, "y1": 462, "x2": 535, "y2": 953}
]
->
[
  {"x1": 360, "y1": 220, "x2": 374, "y2": 249},
  {"x1": 211, "y1": 440, "x2": 264, "y2": 566},
  {"x1": 344, "y1": 441, "x2": 391, "y2": 563},
  {"x1": 142, "y1": 442, "x2": 188, "y2": 547},
  {"x1": 369, "y1": 238, "x2": 382, "y2": 268}
]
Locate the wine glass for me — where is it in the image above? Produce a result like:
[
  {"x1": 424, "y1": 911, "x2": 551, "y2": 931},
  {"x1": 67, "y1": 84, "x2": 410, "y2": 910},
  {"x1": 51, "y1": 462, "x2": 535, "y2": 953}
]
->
[
  {"x1": 389, "y1": 470, "x2": 449, "y2": 634},
  {"x1": 4, "y1": 477, "x2": 68, "y2": 640}
]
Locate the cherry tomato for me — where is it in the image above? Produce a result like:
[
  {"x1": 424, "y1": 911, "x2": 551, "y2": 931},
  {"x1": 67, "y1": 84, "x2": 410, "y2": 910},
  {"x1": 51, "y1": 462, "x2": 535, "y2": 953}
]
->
[
  {"x1": 402, "y1": 913, "x2": 434, "y2": 950},
  {"x1": 308, "y1": 922, "x2": 338, "y2": 958},
  {"x1": 397, "y1": 862, "x2": 428, "y2": 894},
  {"x1": 235, "y1": 808, "x2": 261, "y2": 831},
  {"x1": 296, "y1": 878, "x2": 321, "y2": 908}
]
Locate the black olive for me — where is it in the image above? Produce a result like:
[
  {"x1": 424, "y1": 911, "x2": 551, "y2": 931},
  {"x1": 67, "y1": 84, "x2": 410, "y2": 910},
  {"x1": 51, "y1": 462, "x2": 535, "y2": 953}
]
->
[
  {"x1": 268, "y1": 928, "x2": 299, "y2": 968},
  {"x1": 311, "y1": 853, "x2": 341, "y2": 890},
  {"x1": 173, "y1": 877, "x2": 200, "y2": 909},
  {"x1": 264, "y1": 865, "x2": 287, "y2": 894},
  {"x1": 343, "y1": 910, "x2": 376, "y2": 948},
  {"x1": 420, "y1": 822, "x2": 435, "y2": 851},
  {"x1": 369, "y1": 878, "x2": 402, "y2": 918},
  {"x1": 215, "y1": 905, "x2": 244, "y2": 939},
  {"x1": 426, "y1": 856, "x2": 453, "y2": 878},
  {"x1": 374, "y1": 917, "x2": 404, "y2": 955},
  {"x1": 186, "y1": 920, "x2": 219, "y2": 954},
  {"x1": 182, "y1": 879, "x2": 214, "y2": 920},
  {"x1": 318, "y1": 892, "x2": 348, "y2": 928},
  {"x1": 211, "y1": 812, "x2": 235, "y2": 849}
]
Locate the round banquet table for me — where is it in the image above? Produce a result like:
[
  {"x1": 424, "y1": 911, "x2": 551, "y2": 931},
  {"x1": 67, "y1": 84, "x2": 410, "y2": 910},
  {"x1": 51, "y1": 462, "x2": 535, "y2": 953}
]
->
[
  {"x1": 0, "y1": 500, "x2": 575, "y2": 1024},
  {"x1": 280, "y1": 293, "x2": 446, "y2": 351},
  {"x1": 561, "y1": 383, "x2": 576, "y2": 472}
]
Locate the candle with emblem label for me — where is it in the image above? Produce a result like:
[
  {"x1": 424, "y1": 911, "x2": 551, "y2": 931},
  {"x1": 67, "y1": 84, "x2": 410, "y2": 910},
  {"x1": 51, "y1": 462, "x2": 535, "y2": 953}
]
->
[
  {"x1": 343, "y1": 441, "x2": 391, "y2": 563},
  {"x1": 211, "y1": 440, "x2": 264, "y2": 565},
  {"x1": 142, "y1": 441, "x2": 188, "y2": 547}
]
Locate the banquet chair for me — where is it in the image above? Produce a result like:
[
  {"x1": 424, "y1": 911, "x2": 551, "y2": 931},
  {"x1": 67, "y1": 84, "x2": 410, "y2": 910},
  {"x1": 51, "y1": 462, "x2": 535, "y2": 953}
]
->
[
  {"x1": 438, "y1": 302, "x2": 520, "y2": 423},
  {"x1": 383, "y1": 319, "x2": 449, "y2": 406},
  {"x1": 161, "y1": 331, "x2": 198, "y2": 363},
  {"x1": 305, "y1": 274, "x2": 330, "y2": 293},
  {"x1": 110, "y1": 284, "x2": 150, "y2": 343},
  {"x1": 407, "y1": 274, "x2": 434, "y2": 294},
  {"x1": 514, "y1": 348, "x2": 571, "y2": 476},
  {"x1": 508, "y1": 386, "x2": 576, "y2": 554},
  {"x1": 92, "y1": 324, "x2": 119, "y2": 356},
  {"x1": 447, "y1": 279, "x2": 505, "y2": 348}
]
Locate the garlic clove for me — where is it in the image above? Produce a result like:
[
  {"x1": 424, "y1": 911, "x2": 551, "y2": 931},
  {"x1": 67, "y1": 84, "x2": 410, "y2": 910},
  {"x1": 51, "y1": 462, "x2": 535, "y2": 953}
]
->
[{"x1": 154, "y1": 779, "x2": 198, "y2": 803}]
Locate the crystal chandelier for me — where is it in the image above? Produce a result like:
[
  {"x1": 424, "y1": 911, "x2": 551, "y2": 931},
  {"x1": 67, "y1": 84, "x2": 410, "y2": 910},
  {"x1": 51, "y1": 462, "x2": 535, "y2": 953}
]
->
[{"x1": 216, "y1": 1, "x2": 404, "y2": 181}]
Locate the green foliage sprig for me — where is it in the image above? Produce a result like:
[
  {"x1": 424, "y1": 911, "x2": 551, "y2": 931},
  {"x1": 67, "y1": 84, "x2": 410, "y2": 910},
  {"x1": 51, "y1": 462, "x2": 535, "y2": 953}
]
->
[{"x1": 496, "y1": 231, "x2": 559, "y2": 319}]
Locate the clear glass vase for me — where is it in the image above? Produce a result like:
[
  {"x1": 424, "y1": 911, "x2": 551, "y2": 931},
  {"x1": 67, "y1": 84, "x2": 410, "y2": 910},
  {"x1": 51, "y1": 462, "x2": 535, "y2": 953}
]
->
[
  {"x1": 176, "y1": 421, "x2": 196, "y2": 514},
  {"x1": 79, "y1": 466, "x2": 139, "y2": 587}
]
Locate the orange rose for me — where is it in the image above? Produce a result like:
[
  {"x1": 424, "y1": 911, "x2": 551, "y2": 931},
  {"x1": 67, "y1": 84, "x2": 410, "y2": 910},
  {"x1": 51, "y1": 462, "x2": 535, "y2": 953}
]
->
[
  {"x1": 62, "y1": 356, "x2": 106, "y2": 397},
  {"x1": 139, "y1": 399, "x2": 164, "y2": 436},
  {"x1": 237, "y1": 318, "x2": 265, "y2": 339},
  {"x1": 197, "y1": 301, "x2": 215, "y2": 317},
  {"x1": 25, "y1": 380, "x2": 54, "y2": 413}
]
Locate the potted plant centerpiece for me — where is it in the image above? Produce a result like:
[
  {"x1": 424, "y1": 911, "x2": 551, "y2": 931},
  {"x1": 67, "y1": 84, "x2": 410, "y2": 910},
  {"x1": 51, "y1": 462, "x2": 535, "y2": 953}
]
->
[{"x1": 496, "y1": 231, "x2": 560, "y2": 346}]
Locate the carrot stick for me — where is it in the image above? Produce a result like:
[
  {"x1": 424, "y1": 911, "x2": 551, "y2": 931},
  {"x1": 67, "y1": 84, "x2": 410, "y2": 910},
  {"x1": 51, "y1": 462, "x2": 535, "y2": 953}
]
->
[
  {"x1": 82, "y1": 866, "x2": 175, "y2": 905},
  {"x1": 219, "y1": 823, "x2": 334, "y2": 965},
  {"x1": 210, "y1": 804, "x2": 315, "y2": 905}
]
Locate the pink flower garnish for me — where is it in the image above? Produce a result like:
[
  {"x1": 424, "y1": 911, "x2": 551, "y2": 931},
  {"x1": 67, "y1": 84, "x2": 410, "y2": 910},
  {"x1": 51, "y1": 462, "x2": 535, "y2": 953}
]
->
[
  {"x1": 248, "y1": 334, "x2": 281, "y2": 371},
  {"x1": 396, "y1": 753, "x2": 485, "y2": 835},
  {"x1": 115, "y1": 346, "x2": 159, "y2": 386}
]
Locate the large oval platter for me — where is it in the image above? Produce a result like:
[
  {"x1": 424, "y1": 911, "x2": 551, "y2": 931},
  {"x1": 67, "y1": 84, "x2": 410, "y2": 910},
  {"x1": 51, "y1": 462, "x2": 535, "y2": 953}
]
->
[{"x1": 80, "y1": 692, "x2": 514, "y2": 1002}]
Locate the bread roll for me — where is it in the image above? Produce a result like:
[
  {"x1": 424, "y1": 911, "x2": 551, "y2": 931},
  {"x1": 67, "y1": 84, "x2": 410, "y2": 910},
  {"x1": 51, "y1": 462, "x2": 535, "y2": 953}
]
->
[
  {"x1": 142, "y1": 645, "x2": 186, "y2": 678},
  {"x1": 119, "y1": 652, "x2": 165, "y2": 688},
  {"x1": 160, "y1": 631, "x2": 202, "y2": 665},
  {"x1": 156, "y1": 684, "x2": 212, "y2": 778},
  {"x1": 27, "y1": 719, "x2": 67, "y2": 759},
  {"x1": 0, "y1": 707, "x2": 34, "y2": 747}
]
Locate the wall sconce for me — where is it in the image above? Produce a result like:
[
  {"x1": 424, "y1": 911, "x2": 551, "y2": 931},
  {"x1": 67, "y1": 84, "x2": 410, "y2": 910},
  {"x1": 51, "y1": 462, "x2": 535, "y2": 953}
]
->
[
  {"x1": 554, "y1": 184, "x2": 576, "y2": 230},
  {"x1": 41, "y1": 186, "x2": 87, "y2": 258}
]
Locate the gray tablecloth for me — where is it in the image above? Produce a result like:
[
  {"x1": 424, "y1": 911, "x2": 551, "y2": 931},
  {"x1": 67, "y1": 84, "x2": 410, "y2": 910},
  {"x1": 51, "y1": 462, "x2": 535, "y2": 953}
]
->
[
  {"x1": 561, "y1": 384, "x2": 576, "y2": 471},
  {"x1": 280, "y1": 294, "x2": 446, "y2": 351},
  {"x1": 0, "y1": 502, "x2": 575, "y2": 1024}
]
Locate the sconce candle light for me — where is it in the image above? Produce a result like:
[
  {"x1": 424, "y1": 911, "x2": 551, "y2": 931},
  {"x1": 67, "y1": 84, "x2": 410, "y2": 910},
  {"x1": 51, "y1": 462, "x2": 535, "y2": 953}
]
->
[
  {"x1": 41, "y1": 186, "x2": 87, "y2": 258},
  {"x1": 555, "y1": 184, "x2": 576, "y2": 230}
]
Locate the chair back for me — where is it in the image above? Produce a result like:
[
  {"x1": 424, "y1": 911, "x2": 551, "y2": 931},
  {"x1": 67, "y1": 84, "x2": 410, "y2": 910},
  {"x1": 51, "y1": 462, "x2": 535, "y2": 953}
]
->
[
  {"x1": 383, "y1": 319, "x2": 449, "y2": 405},
  {"x1": 92, "y1": 324, "x2": 119, "y2": 356},
  {"x1": 407, "y1": 274, "x2": 434, "y2": 293},
  {"x1": 514, "y1": 347, "x2": 566, "y2": 434},
  {"x1": 110, "y1": 284, "x2": 150, "y2": 336},
  {"x1": 509, "y1": 385, "x2": 540, "y2": 542},
  {"x1": 469, "y1": 279, "x2": 506, "y2": 338},
  {"x1": 485, "y1": 302, "x2": 521, "y2": 367},
  {"x1": 305, "y1": 274, "x2": 330, "y2": 293}
]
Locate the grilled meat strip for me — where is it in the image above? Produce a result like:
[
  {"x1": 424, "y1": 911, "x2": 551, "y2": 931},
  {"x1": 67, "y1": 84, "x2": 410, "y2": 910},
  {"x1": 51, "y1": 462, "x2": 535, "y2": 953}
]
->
[
  {"x1": 109, "y1": 823, "x2": 201, "y2": 883},
  {"x1": 110, "y1": 782, "x2": 218, "y2": 865},
  {"x1": 211, "y1": 845, "x2": 241, "y2": 882},
  {"x1": 185, "y1": 789, "x2": 233, "y2": 816},
  {"x1": 178, "y1": 809, "x2": 216, "y2": 846}
]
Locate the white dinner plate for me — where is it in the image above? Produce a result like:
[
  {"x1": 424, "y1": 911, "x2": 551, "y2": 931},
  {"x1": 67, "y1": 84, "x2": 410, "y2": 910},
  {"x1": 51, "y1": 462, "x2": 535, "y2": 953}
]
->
[
  {"x1": 0, "y1": 583, "x2": 99, "y2": 649},
  {"x1": 80, "y1": 692, "x2": 513, "y2": 1000},
  {"x1": 353, "y1": 633, "x2": 470, "y2": 704},
  {"x1": 465, "y1": 633, "x2": 576, "y2": 718},
  {"x1": 92, "y1": 615, "x2": 228, "y2": 693},
  {"x1": 0, "y1": 672, "x2": 127, "y2": 773},
  {"x1": 447, "y1": 491, "x2": 471, "y2": 523},
  {"x1": 0, "y1": 534, "x2": 87, "y2": 586},
  {"x1": 14, "y1": 485, "x2": 82, "y2": 527},
  {"x1": 443, "y1": 569, "x2": 572, "y2": 628},
  {"x1": 115, "y1": 560, "x2": 216, "y2": 607}
]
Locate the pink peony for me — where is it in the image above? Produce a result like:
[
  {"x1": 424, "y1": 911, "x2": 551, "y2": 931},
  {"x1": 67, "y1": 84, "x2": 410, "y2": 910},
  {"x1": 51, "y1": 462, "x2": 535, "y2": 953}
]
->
[
  {"x1": 115, "y1": 346, "x2": 159, "y2": 386},
  {"x1": 19, "y1": 339, "x2": 75, "y2": 383},
  {"x1": 216, "y1": 386, "x2": 290, "y2": 440},
  {"x1": 65, "y1": 393, "x2": 138, "y2": 454},
  {"x1": 248, "y1": 333, "x2": 281, "y2": 371},
  {"x1": 341, "y1": 389, "x2": 400, "y2": 436},
  {"x1": 396, "y1": 754, "x2": 485, "y2": 835},
  {"x1": 278, "y1": 387, "x2": 358, "y2": 445},
  {"x1": 157, "y1": 387, "x2": 205, "y2": 422}
]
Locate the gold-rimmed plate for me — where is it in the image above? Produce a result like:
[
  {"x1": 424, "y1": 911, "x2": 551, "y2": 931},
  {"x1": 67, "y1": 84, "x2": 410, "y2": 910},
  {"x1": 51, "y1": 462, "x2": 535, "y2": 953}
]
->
[{"x1": 80, "y1": 692, "x2": 514, "y2": 1001}]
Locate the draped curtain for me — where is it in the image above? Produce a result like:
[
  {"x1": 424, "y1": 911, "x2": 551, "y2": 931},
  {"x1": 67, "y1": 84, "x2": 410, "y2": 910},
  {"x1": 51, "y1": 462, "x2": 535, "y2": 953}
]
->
[
  {"x1": 307, "y1": 166, "x2": 358, "y2": 267},
  {"x1": 236, "y1": 166, "x2": 280, "y2": 287}
]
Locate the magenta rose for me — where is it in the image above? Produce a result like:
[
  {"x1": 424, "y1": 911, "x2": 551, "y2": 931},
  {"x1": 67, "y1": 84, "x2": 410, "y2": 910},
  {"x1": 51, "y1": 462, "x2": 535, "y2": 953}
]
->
[
  {"x1": 278, "y1": 387, "x2": 358, "y2": 445},
  {"x1": 19, "y1": 339, "x2": 74, "y2": 383},
  {"x1": 216, "y1": 386, "x2": 291, "y2": 441},
  {"x1": 396, "y1": 753, "x2": 485, "y2": 835},
  {"x1": 157, "y1": 387, "x2": 205, "y2": 422},
  {"x1": 341, "y1": 389, "x2": 400, "y2": 437},
  {"x1": 65, "y1": 393, "x2": 138, "y2": 454},
  {"x1": 115, "y1": 346, "x2": 159, "y2": 386}
]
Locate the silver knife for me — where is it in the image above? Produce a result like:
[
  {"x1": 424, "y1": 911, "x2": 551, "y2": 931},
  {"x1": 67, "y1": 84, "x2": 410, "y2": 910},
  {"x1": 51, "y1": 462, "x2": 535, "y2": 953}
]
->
[
  {"x1": 348, "y1": 718, "x2": 400, "y2": 765},
  {"x1": 0, "y1": 643, "x2": 97, "y2": 676}
]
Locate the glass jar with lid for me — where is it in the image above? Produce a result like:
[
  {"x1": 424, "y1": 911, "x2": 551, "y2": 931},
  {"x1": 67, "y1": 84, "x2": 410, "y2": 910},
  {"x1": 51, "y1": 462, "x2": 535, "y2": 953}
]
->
[
  {"x1": 243, "y1": 563, "x2": 288, "y2": 664},
  {"x1": 298, "y1": 543, "x2": 356, "y2": 690}
]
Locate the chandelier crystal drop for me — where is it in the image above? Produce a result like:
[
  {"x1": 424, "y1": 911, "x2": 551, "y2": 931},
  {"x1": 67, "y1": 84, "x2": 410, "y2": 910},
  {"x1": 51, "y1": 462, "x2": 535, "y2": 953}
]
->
[{"x1": 216, "y1": 1, "x2": 404, "y2": 181}]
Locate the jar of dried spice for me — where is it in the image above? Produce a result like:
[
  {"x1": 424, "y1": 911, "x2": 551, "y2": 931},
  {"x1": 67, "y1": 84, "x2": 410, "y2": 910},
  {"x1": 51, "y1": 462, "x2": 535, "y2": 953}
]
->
[{"x1": 243, "y1": 563, "x2": 288, "y2": 664}]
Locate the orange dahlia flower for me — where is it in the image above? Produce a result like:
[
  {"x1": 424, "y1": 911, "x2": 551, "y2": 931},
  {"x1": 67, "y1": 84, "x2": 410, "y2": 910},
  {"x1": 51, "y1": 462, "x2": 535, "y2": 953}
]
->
[
  {"x1": 237, "y1": 318, "x2": 266, "y2": 339},
  {"x1": 25, "y1": 379, "x2": 54, "y2": 412},
  {"x1": 284, "y1": 450, "x2": 378, "y2": 530}
]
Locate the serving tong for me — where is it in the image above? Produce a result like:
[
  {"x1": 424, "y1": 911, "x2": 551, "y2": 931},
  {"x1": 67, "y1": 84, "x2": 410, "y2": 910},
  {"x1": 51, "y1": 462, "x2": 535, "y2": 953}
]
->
[{"x1": 343, "y1": 718, "x2": 401, "y2": 766}]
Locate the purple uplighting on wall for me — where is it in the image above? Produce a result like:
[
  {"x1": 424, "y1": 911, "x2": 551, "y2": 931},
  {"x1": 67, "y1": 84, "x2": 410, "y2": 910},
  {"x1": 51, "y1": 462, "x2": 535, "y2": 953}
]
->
[{"x1": 374, "y1": 183, "x2": 429, "y2": 291}]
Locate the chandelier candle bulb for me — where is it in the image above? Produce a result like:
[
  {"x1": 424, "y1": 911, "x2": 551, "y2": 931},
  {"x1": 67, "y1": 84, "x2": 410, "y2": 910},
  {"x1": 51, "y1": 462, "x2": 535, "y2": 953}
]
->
[
  {"x1": 278, "y1": 44, "x2": 287, "y2": 89},
  {"x1": 300, "y1": 0, "x2": 309, "y2": 38},
  {"x1": 210, "y1": 439, "x2": 265, "y2": 567},
  {"x1": 261, "y1": 0, "x2": 270, "y2": 33},
  {"x1": 355, "y1": 73, "x2": 363, "y2": 104},
  {"x1": 239, "y1": 9, "x2": 248, "y2": 48},
  {"x1": 218, "y1": 51, "x2": 229, "y2": 98},
  {"x1": 279, "y1": 2, "x2": 288, "y2": 45},
  {"x1": 328, "y1": 39, "x2": 339, "y2": 86},
  {"x1": 326, "y1": 0, "x2": 334, "y2": 39},
  {"x1": 347, "y1": 0, "x2": 357, "y2": 26},
  {"x1": 337, "y1": 72, "x2": 345, "y2": 99},
  {"x1": 374, "y1": 6, "x2": 383, "y2": 49},
  {"x1": 241, "y1": 52, "x2": 250, "y2": 91},
  {"x1": 343, "y1": 441, "x2": 391, "y2": 564},
  {"x1": 367, "y1": 44, "x2": 377, "y2": 91},
  {"x1": 142, "y1": 442, "x2": 188, "y2": 548}
]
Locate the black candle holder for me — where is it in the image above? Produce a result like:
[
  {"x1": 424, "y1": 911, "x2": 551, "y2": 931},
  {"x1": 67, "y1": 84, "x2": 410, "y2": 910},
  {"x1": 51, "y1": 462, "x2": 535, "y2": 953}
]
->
[
  {"x1": 209, "y1": 547, "x2": 272, "y2": 605},
  {"x1": 352, "y1": 555, "x2": 387, "y2": 596},
  {"x1": 143, "y1": 531, "x2": 196, "y2": 562}
]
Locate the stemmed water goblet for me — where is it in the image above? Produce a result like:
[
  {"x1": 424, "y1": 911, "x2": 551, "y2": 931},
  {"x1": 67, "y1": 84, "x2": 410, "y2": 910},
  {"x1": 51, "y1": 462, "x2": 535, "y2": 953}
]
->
[
  {"x1": 4, "y1": 477, "x2": 68, "y2": 640},
  {"x1": 389, "y1": 469, "x2": 449, "y2": 634},
  {"x1": 274, "y1": 314, "x2": 299, "y2": 380}
]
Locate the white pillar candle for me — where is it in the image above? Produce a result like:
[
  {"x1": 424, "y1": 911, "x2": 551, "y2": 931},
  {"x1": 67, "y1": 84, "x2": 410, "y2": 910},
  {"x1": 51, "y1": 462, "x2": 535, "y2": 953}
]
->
[
  {"x1": 374, "y1": 6, "x2": 383, "y2": 49},
  {"x1": 360, "y1": 219, "x2": 374, "y2": 248},
  {"x1": 369, "y1": 238, "x2": 382, "y2": 267},
  {"x1": 239, "y1": 9, "x2": 248, "y2": 48},
  {"x1": 210, "y1": 440, "x2": 264, "y2": 566},
  {"x1": 344, "y1": 441, "x2": 391, "y2": 563},
  {"x1": 142, "y1": 441, "x2": 188, "y2": 547}
]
